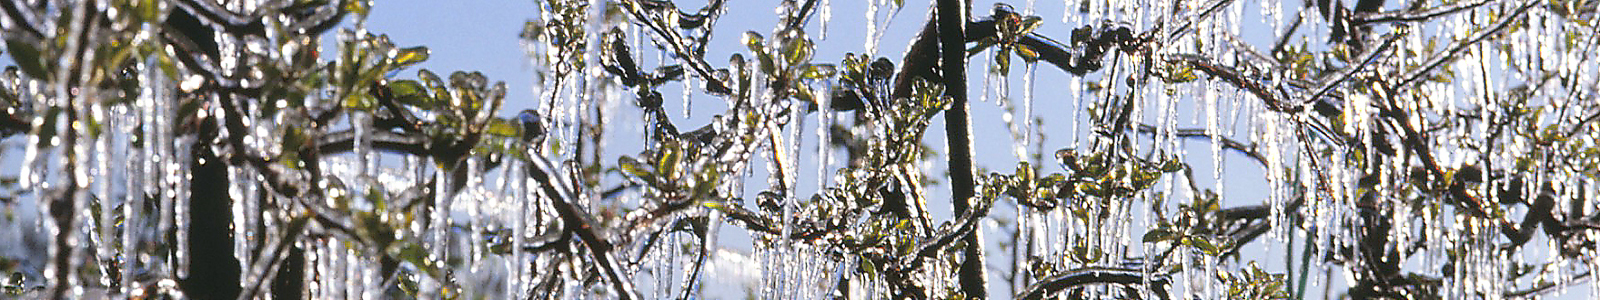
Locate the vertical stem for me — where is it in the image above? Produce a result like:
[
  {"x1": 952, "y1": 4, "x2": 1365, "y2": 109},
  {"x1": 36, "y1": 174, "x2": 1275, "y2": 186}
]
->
[
  {"x1": 50, "y1": 1, "x2": 96, "y2": 297},
  {"x1": 936, "y1": 0, "x2": 986, "y2": 297}
]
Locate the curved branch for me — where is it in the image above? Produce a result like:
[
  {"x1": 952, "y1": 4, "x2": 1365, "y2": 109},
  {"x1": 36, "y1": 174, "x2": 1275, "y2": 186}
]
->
[
  {"x1": 1166, "y1": 54, "x2": 1297, "y2": 113},
  {"x1": 1358, "y1": 0, "x2": 1492, "y2": 24},
  {"x1": 1136, "y1": 124, "x2": 1268, "y2": 167},
  {"x1": 1394, "y1": 0, "x2": 1537, "y2": 89},
  {"x1": 1015, "y1": 267, "x2": 1172, "y2": 300},
  {"x1": 894, "y1": 191, "x2": 993, "y2": 273}
]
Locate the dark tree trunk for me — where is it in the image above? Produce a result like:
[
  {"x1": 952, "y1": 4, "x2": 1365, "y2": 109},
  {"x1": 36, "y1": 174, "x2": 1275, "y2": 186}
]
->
[{"x1": 179, "y1": 126, "x2": 242, "y2": 299}]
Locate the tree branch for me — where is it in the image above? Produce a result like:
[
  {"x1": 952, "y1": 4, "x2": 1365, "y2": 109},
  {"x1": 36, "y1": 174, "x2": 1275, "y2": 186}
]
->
[
  {"x1": 1394, "y1": 0, "x2": 1537, "y2": 89},
  {"x1": 936, "y1": 0, "x2": 987, "y2": 296},
  {"x1": 1358, "y1": 0, "x2": 1492, "y2": 24},
  {"x1": 895, "y1": 189, "x2": 994, "y2": 273},
  {"x1": 1302, "y1": 32, "x2": 1403, "y2": 107},
  {"x1": 1166, "y1": 54, "x2": 1297, "y2": 113},
  {"x1": 524, "y1": 153, "x2": 639, "y2": 299},
  {"x1": 312, "y1": 129, "x2": 430, "y2": 156},
  {"x1": 1015, "y1": 267, "x2": 1172, "y2": 300},
  {"x1": 1136, "y1": 124, "x2": 1268, "y2": 167},
  {"x1": 617, "y1": 0, "x2": 732, "y2": 95}
]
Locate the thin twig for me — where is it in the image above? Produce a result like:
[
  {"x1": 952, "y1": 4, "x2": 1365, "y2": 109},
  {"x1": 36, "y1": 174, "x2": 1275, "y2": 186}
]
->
[
  {"x1": 1167, "y1": 54, "x2": 1297, "y2": 113},
  {"x1": 1302, "y1": 32, "x2": 1403, "y2": 106},
  {"x1": 1136, "y1": 124, "x2": 1267, "y2": 166},
  {"x1": 1394, "y1": 0, "x2": 1538, "y2": 89},
  {"x1": 1359, "y1": 0, "x2": 1493, "y2": 24}
]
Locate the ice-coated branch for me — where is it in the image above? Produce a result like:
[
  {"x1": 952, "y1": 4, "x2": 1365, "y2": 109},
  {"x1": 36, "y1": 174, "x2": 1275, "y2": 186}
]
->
[
  {"x1": 313, "y1": 129, "x2": 430, "y2": 156},
  {"x1": 1394, "y1": 0, "x2": 1538, "y2": 89},
  {"x1": 1505, "y1": 271, "x2": 1594, "y2": 298},
  {"x1": 1165, "y1": 54, "x2": 1298, "y2": 113},
  {"x1": 1300, "y1": 33, "x2": 1402, "y2": 107},
  {"x1": 217, "y1": 93, "x2": 308, "y2": 198},
  {"x1": 1162, "y1": 0, "x2": 1238, "y2": 45},
  {"x1": 1358, "y1": 0, "x2": 1493, "y2": 24},
  {"x1": 1014, "y1": 267, "x2": 1172, "y2": 300},
  {"x1": 616, "y1": 0, "x2": 732, "y2": 94},
  {"x1": 895, "y1": 188, "x2": 994, "y2": 273},
  {"x1": 524, "y1": 153, "x2": 639, "y2": 300},
  {"x1": 1136, "y1": 124, "x2": 1268, "y2": 167},
  {"x1": 935, "y1": 0, "x2": 988, "y2": 296}
]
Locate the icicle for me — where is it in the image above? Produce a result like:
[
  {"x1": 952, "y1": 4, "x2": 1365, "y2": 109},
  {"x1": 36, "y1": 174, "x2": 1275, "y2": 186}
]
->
[
  {"x1": 91, "y1": 101, "x2": 112, "y2": 289},
  {"x1": 817, "y1": 81, "x2": 833, "y2": 192},
  {"x1": 998, "y1": 64, "x2": 1027, "y2": 160},
  {"x1": 864, "y1": 0, "x2": 880, "y2": 56},
  {"x1": 819, "y1": 0, "x2": 832, "y2": 40},
  {"x1": 119, "y1": 79, "x2": 139, "y2": 294},
  {"x1": 1206, "y1": 82, "x2": 1225, "y2": 205},
  {"x1": 683, "y1": 73, "x2": 694, "y2": 118},
  {"x1": 431, "y1": 161, "x2": 452, "y2": 295},
  {"x1": 1023, "y1": 62, "x2": 1037, "y2": 159},
  {"x1": 175, "y1": 124, "x2": 194, "y2": 279}
]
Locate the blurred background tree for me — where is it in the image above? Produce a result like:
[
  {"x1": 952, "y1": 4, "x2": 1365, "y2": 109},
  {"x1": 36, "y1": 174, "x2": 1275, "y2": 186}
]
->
[{"x1": 0, "y1": 0, "x2": 1597, "y2": 299}]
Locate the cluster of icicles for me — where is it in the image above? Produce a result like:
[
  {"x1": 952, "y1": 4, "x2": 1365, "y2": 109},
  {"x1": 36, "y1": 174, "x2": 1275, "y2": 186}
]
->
[{"x1": 3, "y1": 0, "x2": 1597, "y2": 299}]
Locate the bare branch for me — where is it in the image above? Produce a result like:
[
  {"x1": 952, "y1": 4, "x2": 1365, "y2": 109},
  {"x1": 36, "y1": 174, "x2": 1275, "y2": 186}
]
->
[
  {"x1": 1015, "y1": 267, "x2": 1172, "y2": 300},
  {"x1": 1136, "y1": 124, "x2": 1268, "y2": 167},
  {"x1": 1358, "y1": 0, "x2": 1493, "y2": 24},
  {"x1": 1301, "y1": 33, "x2": 1404, "y2": 107},
  {"x1": 1394, "y1": 0, "x2": 1538, "y2": 89},
  {"x1": 1166, "y1": 54, "x2": 1297, "y2": 113}
]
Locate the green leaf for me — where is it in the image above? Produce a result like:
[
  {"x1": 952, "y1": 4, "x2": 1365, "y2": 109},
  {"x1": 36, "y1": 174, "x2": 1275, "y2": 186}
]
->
[
  {"x1": 784, "y1": 38, "x2": 814, "y2": 65},
  {"x1": 1161, "y1": 64, "x2": 1200, "y2": 83},
  {"x1": 1015, "y1": 44, "x2": 1040, "y2": 62},
  {"x1": 1188, "y1": 236, "x2": 1225, "y2": 256},
  {"x1": 392, "y1": 46, "x2": 430, "y2": 67},
  {"x1": 1160, "y1": 157, "x2": 1185, "y2": 172},
  {"x1": 800, "y1": 64, "x2": 837, "y2": 79},
  {"x1": 743, "y1": 31, "x2": 765, "y2": 53},
  {"x1": 343, "y1": 94, "x2": 376, "y2": 109},
  {"x1": 388, "y1": 80, "x2": 434, "y2": 109},
  {"x1": 657, "y1": 143, "x2": 682, "y2": 181},
  {"x1": 1072, "y1": 244, "x2": 1102, "y2": 263},
  {"x1": 1143, "y1": 228, "x2": 1178, "y2": 243},
  {"x1": 344, "y1": 0, "x2": 371, "y2": 17},
  {"x1": 484, "y1": 118, "x2": 520, "y2": 137},
  {"x1": 6, "y1": 38, "x2": 50, "y2": 79},
  {"x1": 618, "y1": 156, "x2": 655, "y2": 179}
]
